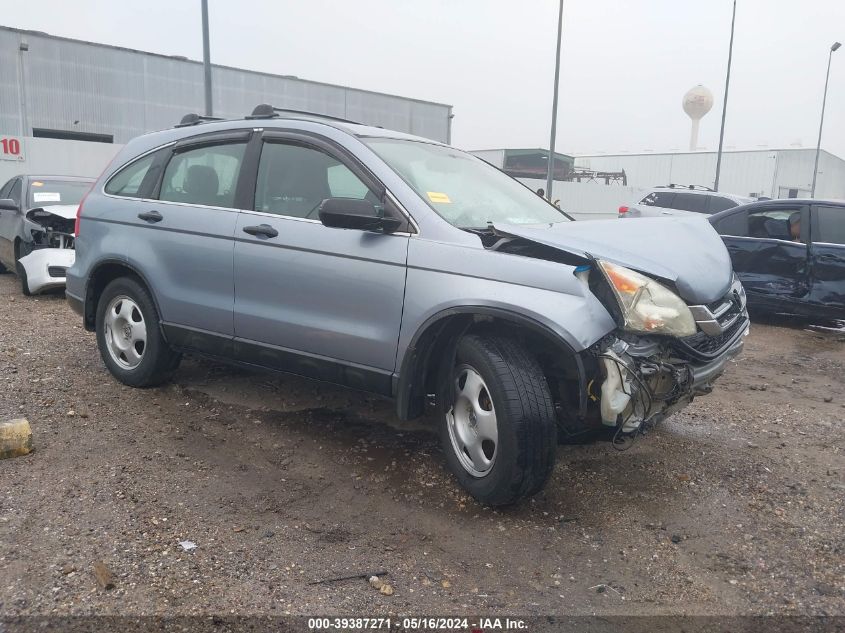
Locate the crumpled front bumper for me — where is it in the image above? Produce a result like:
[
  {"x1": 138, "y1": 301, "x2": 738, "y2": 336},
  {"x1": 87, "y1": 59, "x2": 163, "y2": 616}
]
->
[
  {"x1": 18, "y1": 248, "x2": 75, "y2": 295},
  {"x1": 598, "y1": 316, "x2": 749, "y2": 433}
]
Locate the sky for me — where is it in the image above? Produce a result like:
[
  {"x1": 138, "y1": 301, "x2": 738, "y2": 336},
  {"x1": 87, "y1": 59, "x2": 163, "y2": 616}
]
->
[{"x1": 3, "y1": 0, "x2": 844, "y2": 157}]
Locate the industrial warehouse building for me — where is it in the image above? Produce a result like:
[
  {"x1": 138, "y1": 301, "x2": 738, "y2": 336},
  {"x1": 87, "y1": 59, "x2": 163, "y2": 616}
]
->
[
  {"x1": 508, "y1": 147, "x2": 845, "y2": 220},
  {"x1": 0, "y1": 25, "x2": 453, "y2": 182},
  {"x1": 575, "y1": 148, "x2": 845, "y2": 201}
]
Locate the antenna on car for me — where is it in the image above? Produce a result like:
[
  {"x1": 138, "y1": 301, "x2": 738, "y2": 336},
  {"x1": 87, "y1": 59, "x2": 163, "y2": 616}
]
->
[
  {"x1": 175, "y1": 113, "x2": 225, "y2": 128},
  {"x1": 246, "y1": 103, "x2": 362, "y2": 125}
]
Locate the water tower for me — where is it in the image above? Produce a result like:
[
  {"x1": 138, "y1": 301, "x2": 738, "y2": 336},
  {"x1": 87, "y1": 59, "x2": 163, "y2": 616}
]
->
[{"x1": 683, "y1": 85, "x2": 714, "y2": 151}]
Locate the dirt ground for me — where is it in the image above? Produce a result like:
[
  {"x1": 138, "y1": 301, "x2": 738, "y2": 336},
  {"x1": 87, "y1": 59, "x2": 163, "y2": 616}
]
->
[{"x1": 0, "y1": 272, "x2": 843, "y2": 618}]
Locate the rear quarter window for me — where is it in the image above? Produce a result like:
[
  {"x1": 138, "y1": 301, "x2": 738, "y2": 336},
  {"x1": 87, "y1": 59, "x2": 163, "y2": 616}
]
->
[
  {"x1": 105, "y1": 152, "x2": 161, "y2": 198},
  {"x1": 640, "y1": 192, "x2": 675, "y2": 207}
]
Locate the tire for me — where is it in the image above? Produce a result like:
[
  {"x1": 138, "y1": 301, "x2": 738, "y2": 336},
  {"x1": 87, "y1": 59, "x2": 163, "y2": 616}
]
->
[
  {"x1": 439, "y1": 335, "x2": 557, "y2": 506},
  {"x1": 95, "y1": 277, "x2": 181, "y2": 387},
  {"x1": 15, "y1": 262, "x2": 32, "y2": 296}
]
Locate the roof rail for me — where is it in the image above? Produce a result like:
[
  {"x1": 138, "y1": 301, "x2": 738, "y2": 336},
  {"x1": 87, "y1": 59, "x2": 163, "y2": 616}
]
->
[
  {"x1": 246, "y1": 103, "x2": 361, "y2": 125},
  {"x1": 175, "y1": 113, "x2": 225, "y2": 128},
  {"x1": 656, "y1": 183, "x2": 715, "y2": 192}
]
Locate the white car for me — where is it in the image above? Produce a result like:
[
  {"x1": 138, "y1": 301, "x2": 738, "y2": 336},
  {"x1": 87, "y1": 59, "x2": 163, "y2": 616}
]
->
[
  {"x1": 0, "y1": 175, "x2": 93, "y2": 295},
  {"x1": 619, "y1": 185, "x2": 754, "y2": 219}
]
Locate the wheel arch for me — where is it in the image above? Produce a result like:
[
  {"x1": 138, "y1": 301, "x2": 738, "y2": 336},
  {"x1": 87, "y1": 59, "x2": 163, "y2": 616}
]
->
[
  {"x1": 82, "y1": 259, "x2": 164, "y2": 335},
  {"x1": 395, "y1": 306, "x2": 588, "y2": 421}
]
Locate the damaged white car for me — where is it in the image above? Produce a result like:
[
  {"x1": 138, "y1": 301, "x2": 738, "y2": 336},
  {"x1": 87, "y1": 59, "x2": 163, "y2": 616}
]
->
[{"x1": 0, "y1": 175, "x2": 93, "y2": 295}]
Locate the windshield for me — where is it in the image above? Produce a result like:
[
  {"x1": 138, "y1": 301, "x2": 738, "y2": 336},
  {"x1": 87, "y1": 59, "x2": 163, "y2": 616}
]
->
[
  {"x1": 28, "y1": 179, "x2": 91, "y2": 208},
  {"x1": 364, "y1": 138, "x2": 570, "y2": 229}
]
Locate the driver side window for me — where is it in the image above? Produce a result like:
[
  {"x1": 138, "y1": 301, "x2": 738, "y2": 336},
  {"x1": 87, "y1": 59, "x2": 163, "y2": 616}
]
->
[{"x1": 255, "y1": 142, "x2": 375, "y2": 218}]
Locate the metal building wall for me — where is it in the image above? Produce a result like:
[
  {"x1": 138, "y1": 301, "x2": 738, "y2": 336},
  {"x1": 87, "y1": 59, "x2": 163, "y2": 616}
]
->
[
  {"x1": 0, "y1": 137, "x2": 122, "y2": 185},
  {"x1": 574, "y1": 149, "x2": 845, "y2": 199},
  {"x1": 0, "y1": 27, "x2": 452, "y2": 144}
]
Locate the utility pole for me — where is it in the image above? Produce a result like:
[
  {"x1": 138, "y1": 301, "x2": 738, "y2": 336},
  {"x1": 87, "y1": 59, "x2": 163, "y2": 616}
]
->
[
  {"x1": 201, "y1": 0, "x2": 213, "y2": 116},
  {"x1": 545, "y1": 0, "x2": 564, "y2": 201},
  {"x1": 714, "y1": 0, "x2": 736, "y2": 192},
  {"x1": 811, "y1": 42, "x2": 841, "y2": 197}
]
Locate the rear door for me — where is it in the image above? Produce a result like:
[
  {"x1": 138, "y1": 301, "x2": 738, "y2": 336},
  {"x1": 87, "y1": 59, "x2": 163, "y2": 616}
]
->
[
  {"x1": 808, "y1": 204, "x2": 845, "y2": 312},
  {"x1": 712, "y1": 204, "x2": 810, "y2": 307},
  {"x1": 232, "y1": 131, "x2": 410, "y2": 393},
  {"x1": 105, "y1": 130, "x2": 250, "y2": 352}
]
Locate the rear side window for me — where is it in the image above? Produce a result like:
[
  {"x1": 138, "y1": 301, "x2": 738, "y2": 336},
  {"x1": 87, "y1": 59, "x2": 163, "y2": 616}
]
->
[
  {"x1": 707, "y1": 196, "x2": 737, "y2": 213},
  {"x1": 159, "y1": 143, "x2": 246, "y2": 209},
  {"x1": 813, "y1": 206, "x2": 845, "y2": 245},
  {"x1": 640, "y1": 192, "x2": 675, "y2": 207},
  {"x1": 672, "y1": 193, "x2": 708, "y2": 213},
  {"x1": 713, "y1": 210, "x2": 748, "y2": 237}
]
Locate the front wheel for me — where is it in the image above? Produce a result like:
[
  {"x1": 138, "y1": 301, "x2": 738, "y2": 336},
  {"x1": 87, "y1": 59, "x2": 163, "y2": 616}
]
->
[
  {"x1": 95, "y1": 277, "x2": 181, "y2": 387},
  {"x1": 439, "y1": 335, "x2": 557, "y2": 506}
]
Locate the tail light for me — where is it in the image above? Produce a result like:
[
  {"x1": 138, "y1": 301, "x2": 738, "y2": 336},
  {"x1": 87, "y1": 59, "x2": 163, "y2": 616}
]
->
[
  {"x1": 74, "y1": 186, "x2": 93, "y2": 236},
  {"x1": 618, "y1": 205, "x2": 629, "y2": 215}
]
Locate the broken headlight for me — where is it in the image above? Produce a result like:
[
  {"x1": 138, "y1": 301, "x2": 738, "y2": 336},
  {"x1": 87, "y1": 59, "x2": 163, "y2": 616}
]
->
[{"x1": 597, "y1": 260, "x2": 696, "y2": 338}]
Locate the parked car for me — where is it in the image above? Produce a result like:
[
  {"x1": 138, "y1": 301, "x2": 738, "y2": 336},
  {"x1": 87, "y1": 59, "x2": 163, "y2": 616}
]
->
[
  {"x1": 619, "y1": 184, "x2": 753, "y2": 219},
  {"x1": 67, "y1": 106, "x2": 748, "y2": 506},
  {"x1": 708, "y1": 199, "x2": 845, "y2": 319},
  {"x1": 0, "y1": 175, "x2": 93, "y2": 295}
]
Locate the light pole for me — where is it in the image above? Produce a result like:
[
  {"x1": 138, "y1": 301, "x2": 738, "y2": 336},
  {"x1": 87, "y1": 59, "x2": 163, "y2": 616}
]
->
[
  {"x1": 545, "y1": 0, "x2": 564, "y2": 201},
  {"x1": 201, "y1": 0, "x2": 213, "y2": 116},
  {"x1": 714, "y1": 0, "x2": 736, "y2": 192},
  {"x1": 811, "y1": 41, "x2": 841, "y2": 198}
]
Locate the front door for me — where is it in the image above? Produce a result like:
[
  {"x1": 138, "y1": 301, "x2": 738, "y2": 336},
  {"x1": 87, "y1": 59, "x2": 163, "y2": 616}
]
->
[
  {"x1": 713, "y1": 204, "x2": 810, "y2": 308},
  {"x1": 233, "y1": 132, "x2": 410, "y2": 393},
  {"x1": 808, "y1": 204, "x2": 845, "y2": 314}
]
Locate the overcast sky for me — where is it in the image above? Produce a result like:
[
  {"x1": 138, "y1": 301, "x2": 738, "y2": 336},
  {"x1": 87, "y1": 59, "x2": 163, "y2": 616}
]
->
[{"x1": 4, "y1": 0, "x2": 844, "y2": 157}]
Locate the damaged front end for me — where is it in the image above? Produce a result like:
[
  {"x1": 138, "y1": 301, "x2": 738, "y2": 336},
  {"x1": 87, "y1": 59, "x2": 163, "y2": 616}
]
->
[
  {"x1": 18, "y1": 206, "x2": 77, "y2": 294},
  {"x1": 477, "y1": 221, "x2": 749, "y2": 444},
  {"x1": 589, "y1": 274, "x2": 749, "y2": 440}
]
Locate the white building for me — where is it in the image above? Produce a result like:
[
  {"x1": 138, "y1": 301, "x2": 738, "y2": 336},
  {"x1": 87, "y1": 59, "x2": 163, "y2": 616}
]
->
[{"x1": 574, "y1": 148, "x2": 845, "y2": 200}]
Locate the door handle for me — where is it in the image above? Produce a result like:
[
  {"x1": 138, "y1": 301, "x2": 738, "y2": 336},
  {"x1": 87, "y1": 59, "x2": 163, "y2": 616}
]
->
[
  {"x1": 818, "y1": 253, "x2": 843, "y2": 262},
  {"x1": 137, "y1": 210, "x2": 163, "y2": 223},
  {"x1": 242, "y1": 223, "x2": 278, "y2": 238}
]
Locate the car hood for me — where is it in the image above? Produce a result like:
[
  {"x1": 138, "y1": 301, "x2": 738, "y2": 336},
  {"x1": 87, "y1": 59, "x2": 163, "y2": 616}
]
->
[
  {"x1": 493, "y1": 216, "x2": 733, "y2": 304},
  {"x1": 25, "y1": 204, "x2": 78, "y2": 221}
]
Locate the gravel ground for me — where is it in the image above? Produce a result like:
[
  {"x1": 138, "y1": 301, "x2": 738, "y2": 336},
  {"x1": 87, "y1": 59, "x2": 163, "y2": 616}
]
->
[{"x1": 0, "y1": 273, "x2": 843, "y2": 617}]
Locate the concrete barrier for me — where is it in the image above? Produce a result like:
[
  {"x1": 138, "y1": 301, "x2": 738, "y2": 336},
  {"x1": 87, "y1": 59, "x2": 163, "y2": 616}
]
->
[{"x1": 0, "y1": 418, "x2": 33, "y2": 459}]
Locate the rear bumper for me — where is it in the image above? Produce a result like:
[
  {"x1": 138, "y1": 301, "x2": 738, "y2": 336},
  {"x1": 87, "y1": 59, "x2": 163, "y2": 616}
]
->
[{"x1": 66, "y1": 290, "x2": 84, "y2": 317}]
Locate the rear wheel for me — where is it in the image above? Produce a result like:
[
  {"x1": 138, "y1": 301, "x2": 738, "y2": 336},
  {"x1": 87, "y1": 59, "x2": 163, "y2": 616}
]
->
[
  {"x1": 439, "y1": 335, "x2": 557, "y2": 506},
  {"x1": 95, "y1": 277, "x2": 181, "y2": 387}
]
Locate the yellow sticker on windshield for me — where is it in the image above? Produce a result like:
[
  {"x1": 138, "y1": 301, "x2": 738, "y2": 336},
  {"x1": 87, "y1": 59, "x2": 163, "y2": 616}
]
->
[
  {"x1": 31, "y1": 181, "x2": 44, "y2": 187},
  {"x1": 427, "y1": 191, "x2": 451, "y2": 204}
]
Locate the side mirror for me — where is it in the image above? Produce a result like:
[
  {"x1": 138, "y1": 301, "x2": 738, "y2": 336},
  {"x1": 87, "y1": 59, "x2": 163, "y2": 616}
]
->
[
  {"x1": 318, "y1": 197, "x2": 403, "y2": 233},
  {"x1": 0, "y1": 198, "x2": 19, "y2": 212}
]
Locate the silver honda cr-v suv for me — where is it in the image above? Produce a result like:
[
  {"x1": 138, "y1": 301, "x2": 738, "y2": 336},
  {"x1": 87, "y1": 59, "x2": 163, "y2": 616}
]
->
[{"x1": 66, "y1": 105, "x2": 748, "y2": 506}]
